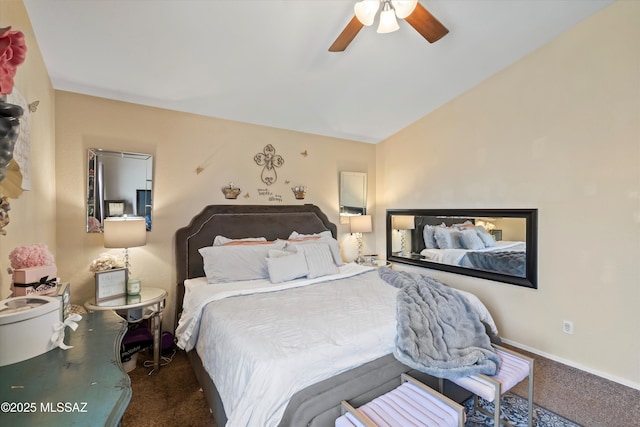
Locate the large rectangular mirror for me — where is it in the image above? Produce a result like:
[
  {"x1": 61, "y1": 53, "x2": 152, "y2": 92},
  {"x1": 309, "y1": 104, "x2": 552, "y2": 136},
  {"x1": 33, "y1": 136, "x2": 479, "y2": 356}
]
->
[
  {"x1": 339, "y1": 171, "x2": 367, "y2": 217},
  {"x1": 386, "y1": 209, "x2": 537, "y2": 288},
  {"x1": 87, "y1": 149, "x2": 154, "y2": 232}
]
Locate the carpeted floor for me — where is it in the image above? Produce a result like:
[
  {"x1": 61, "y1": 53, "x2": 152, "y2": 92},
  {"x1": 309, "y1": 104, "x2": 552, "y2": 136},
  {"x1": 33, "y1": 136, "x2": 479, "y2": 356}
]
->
[
  {"x1": 505, "y1": 346, "x2": 640, "y2": 427},
  {"x1": 122, "y1": 350, "x2": 215, "y2": 427},
  {"x1": 122, "y1": 347, "x2": 640, "y2": 427}
]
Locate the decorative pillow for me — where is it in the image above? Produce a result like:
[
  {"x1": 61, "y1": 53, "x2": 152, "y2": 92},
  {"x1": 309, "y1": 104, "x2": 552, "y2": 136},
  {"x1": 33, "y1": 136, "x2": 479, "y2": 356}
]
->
[
  {"x1": 434, "y1": 227, "x2": 454, "y2": 249},
  {"x1": 283, "y1": 237, "x2": 344, "y2": 266},
  {"x1": 213, "y1": 235, "x2": 267, "y2": 246},
  {"x1": 267, "y1": 248, "x2": 296, "y2": 258},
  {"x1": 453, "y1": 220, "x2": 475, "y2": 229},
  {"x1": 423, "y1": 225, "x2": 439, "y2": 249},
  {"x1": 220, "y1": 240, "x2": 274, "y2": 246},
  {"x1": 199, "y1": 241, "x2": 285, "y2": 283},
  {"x1": 450, "y1": 230, "x2": 464, "y2": 249},
  {"x1": 475, "y1": 226, "x2": 496, "y2": 247},
  {"x1": 267, "y1": 251, "x2": 308, "y2": 283},
  {"x1": 288, "y1": 230, "x2": 332, "y2": 240},
  {"x1": 297, "y1": 243, "x2": 339, "y2": 278},
  {"x1": 284, "y1": 236, "x2": 320, "y2": 242},
  {"x1": 459, "y1": 228, "x2": 485, "y2": 250}
]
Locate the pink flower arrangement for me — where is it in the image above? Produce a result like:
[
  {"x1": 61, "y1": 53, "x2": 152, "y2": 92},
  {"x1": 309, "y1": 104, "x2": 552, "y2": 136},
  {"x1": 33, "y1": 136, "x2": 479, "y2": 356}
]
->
[
  {"x1": 8, "y1": 243, "x2": 55, "y2": 270},
  {"x1": 0, "y1": 26, "x2": 27, "y2": 95}
]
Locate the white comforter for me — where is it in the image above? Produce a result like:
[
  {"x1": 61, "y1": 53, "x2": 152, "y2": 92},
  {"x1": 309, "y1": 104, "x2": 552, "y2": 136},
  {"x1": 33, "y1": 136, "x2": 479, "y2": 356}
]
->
[{"x1": 175, "y1": 264, "x2": 498, "y2": 427}]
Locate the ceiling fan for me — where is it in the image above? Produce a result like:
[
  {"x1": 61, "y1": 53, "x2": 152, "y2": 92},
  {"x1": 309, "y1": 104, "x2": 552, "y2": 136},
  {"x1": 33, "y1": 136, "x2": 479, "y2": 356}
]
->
[{"x1": 329, "y1": 0, "x2": 449, "y2": 52}]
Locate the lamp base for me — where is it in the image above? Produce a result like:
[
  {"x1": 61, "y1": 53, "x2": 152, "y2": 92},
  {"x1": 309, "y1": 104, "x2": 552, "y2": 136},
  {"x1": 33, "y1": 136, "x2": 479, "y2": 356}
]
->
[{"x1": 355, "y1": 232, "x2": 364, "y2": 264}]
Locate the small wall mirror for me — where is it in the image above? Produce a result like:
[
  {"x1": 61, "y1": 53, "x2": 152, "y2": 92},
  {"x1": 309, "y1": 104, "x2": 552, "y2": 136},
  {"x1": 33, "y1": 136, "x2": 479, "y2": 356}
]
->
[
  {"x1": 87, "y1": 149, "x2": 154, "y2": 232},
  {"x1": 339, "y1": 171, "x2": 367, "y2": 217}
]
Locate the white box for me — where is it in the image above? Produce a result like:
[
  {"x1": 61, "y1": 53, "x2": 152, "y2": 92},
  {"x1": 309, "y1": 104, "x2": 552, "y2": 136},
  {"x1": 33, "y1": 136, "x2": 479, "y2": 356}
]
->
[
  {"x1": 0, "y1": 296, "x2": 61, "y2": 366},
  {"x1": 12, "y1": 265, "x2": 58, "y2": 284}
]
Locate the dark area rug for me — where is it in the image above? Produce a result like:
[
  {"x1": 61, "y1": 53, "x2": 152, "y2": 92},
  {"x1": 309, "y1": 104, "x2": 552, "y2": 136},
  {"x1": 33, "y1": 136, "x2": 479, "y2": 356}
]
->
[{"x1": 464, "y1": 393, "x2": 581, "y2": 427}]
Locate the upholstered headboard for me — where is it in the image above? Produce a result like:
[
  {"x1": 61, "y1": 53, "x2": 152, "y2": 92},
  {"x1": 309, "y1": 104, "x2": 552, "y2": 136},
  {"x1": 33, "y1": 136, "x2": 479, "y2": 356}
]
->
[{"x1": 174, "y1": 204, "x2": 337, "y2": 325}]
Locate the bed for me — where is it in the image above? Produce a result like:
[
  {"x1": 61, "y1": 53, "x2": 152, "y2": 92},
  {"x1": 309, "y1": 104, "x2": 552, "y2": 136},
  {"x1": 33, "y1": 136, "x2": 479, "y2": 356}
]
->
[
  {"x1": 410, "y1": 216, "x2": 527, "y2": 277},
  {"x1": 174, "y1": 205, "x2": 489, "y2": 426}
]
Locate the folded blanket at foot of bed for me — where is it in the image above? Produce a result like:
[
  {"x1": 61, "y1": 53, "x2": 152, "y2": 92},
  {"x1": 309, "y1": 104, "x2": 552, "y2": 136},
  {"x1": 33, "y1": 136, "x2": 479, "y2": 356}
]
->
[{"x1": 378, "y1": 267, "x2": 500, "y2": 380}]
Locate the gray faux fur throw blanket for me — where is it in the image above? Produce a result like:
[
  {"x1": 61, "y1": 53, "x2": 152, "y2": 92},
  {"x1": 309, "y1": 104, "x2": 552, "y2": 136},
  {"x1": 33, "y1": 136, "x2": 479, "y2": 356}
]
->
[{"x1": 378, "y1": 267, "x2": 500, "y2": 379}]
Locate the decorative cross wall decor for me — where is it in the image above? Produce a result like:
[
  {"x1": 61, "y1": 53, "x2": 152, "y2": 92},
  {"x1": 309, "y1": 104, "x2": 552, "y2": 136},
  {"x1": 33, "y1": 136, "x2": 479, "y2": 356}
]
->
[{"x1": 254, "y1": 144, "x2": 284, "y2": 185}]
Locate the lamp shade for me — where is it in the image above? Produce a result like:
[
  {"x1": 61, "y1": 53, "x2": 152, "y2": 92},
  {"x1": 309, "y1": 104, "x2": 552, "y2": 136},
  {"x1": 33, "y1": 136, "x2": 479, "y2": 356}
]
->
[
  {"x1": 103, "y1": 217, "x2": 147, "y2": 249},
  {"x1": 377, "y1": 7, "x2": 400, "y2": 33},
  {"x1": 354, "y1": 0, "x2": 380, "y2": 26},
  {"x1": 350, "y1": 215, "x2": 372, "y2": 234},
  {"x1": 392, "y1": 215, "x2": 415, "y2": 230},
  {"x1": 391, "y1": 0, "x2": 418, "y2": 19}
]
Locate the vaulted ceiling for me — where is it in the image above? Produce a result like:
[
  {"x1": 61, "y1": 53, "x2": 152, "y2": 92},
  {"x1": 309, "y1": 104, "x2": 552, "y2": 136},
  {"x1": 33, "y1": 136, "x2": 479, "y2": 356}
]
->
[{"x1": 24, "y1": 0, "x2": 612, "y2": 143}]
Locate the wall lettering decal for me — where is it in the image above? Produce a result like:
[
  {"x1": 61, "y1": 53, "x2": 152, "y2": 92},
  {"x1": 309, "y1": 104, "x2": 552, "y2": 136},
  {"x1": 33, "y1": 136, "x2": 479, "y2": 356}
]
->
[{"x1": 257, "y1": 188, "x2": 283, "y2": 203}]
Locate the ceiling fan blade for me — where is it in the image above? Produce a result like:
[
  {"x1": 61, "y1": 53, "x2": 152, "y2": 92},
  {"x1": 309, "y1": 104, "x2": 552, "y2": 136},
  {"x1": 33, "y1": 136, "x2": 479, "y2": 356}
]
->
[
  {"x1": 404, "y1": 3, "x2": 449, "y2": 43},
  {"x1": 329, "y1": 16, "x2": 364, "y2": 52}
]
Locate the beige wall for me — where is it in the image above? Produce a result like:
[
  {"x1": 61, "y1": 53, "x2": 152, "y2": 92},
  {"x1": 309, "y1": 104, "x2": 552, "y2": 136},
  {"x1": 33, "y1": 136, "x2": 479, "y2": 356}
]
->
[
  {"x1": 0, "y1": 0, "x2": 56, "y2": 299},
  {"x1": 376, "y1": 1, "x2": 640, "y2": 388},
  {"x1": 55, "y1": 92, "x2": 376, "y2": 328}
]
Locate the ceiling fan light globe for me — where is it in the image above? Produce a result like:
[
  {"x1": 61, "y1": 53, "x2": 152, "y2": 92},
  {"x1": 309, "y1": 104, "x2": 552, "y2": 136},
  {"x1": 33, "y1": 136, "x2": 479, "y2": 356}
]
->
[
  {"x1": 377, "y1": 8, "x2": 400, "y2": 33},
  {"x1": 391, "y1": 0, "x2": 417, "y2": 19},
  {"x1": 354, "y1": 0, "x2": 379, "y2": 26}
]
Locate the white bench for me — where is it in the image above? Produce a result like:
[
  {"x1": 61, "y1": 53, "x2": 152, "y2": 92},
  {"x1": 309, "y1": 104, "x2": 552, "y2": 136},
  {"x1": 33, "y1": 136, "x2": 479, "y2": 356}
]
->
[
  {"x1": 449, "y1": 345, "x2": 534, "y2": 427},
  {"x1": 336, "y1": 373, "x2": 465, "y2": 427}
]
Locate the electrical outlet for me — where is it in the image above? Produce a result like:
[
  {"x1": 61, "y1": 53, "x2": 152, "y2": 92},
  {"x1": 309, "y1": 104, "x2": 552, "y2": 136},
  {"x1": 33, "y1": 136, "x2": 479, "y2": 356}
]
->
[{"x1": 562, "y1": 320, "x2": 574, "y2": 334}]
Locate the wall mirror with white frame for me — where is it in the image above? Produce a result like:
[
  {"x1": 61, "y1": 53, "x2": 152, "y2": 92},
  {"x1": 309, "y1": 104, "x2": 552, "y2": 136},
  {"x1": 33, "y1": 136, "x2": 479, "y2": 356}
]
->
[
  {"x1": 339, "y1": 171, "x2": 367, "y2": 217},
  {"x1": 87, "y1": 148, "x2": 154, "y2": 232}
]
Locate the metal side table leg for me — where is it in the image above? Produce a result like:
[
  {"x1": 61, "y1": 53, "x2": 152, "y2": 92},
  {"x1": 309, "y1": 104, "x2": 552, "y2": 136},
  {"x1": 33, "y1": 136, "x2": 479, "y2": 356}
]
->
[{"x1": 149, "y1": 302, "x2": 163, "y2": 374}]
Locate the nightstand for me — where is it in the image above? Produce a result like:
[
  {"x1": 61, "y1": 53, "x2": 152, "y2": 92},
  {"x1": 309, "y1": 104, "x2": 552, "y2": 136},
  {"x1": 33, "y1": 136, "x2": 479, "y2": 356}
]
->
[
  {"x1": 360, "y1": 259, "x2": 392, "y2": 268},
  {"x1": 374, "y1": 260, "x2": 392, "y2": 268},
  {"x1": 84, "y1": 287, "x2": 167, "y2": 374}
]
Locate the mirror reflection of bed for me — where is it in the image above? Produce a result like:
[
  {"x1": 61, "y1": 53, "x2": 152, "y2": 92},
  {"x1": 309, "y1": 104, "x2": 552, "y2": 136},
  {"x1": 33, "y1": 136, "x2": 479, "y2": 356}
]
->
[
  {"x1": 387, "y1": 209, "x2": 538, "y2": 289},
  {"x1": 174, "y1": 204, "x2": 502, "y2": 427},
  {"x1": 409, "y1": 216, "x2": 526, "y2": 277}
]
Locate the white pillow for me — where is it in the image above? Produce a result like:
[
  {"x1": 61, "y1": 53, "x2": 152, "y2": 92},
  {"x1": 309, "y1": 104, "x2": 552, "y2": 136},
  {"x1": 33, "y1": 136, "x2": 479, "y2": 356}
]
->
[
  {"x1": 267, "y1": 251, "x2": 308, "y2": 283},
  {"x1": 459, "y1": 228, "x2": 485, "y2": 250},
  {"x1": 423, "y1": 224, "x2": 439, "y2": 249},
  {"x1": 268, "y1": 248, "x2": 296, "y2": 258},
  {"x1": 297, "y1": 243, "x2": 339, "y2": 278},
  {"x1": 475, "y1": 226, "x2": 496, "y2": 247},
  {"x1": 199, "y1": 241, "x2": 285, "y2": 283},
  {"x1": 288, "y1": 230, "x2": 332, "y2": 240},
  {"x1": 213, "y1": 235, "x2": 267, "y2": 246},
  {"x1": 434, "y1": 227, "x2": 454, "y2": 249},
  {"x1": 284, "y1": 237, "x2": 344, "y2": 266},
  {"x1": 451, "y1": 230, "x2": 464, "y2": 249}
]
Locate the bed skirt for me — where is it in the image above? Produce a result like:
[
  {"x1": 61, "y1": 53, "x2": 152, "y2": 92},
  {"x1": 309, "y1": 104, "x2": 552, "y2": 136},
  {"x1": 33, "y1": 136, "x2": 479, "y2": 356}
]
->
[{"x1": 187, "y1": 350, "x2": 471, "y2": 427}]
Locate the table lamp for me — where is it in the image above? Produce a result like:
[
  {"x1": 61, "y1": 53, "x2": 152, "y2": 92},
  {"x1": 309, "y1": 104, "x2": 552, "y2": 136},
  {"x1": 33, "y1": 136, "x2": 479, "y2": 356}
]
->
[
  {"x1": 103, "y1": 216, "x2": 147, "y2": 274},
  {"x1": 392, "y1": 215, "x2": 415, "y2": 256},
  {"x1": 350, "y1": 215, "x2": 372, "y2": 264}
]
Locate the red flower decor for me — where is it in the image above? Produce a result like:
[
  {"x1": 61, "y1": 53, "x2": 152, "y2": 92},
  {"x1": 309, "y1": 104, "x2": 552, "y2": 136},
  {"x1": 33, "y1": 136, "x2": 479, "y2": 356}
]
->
[{"x1": 0, "y1": 26, "x2": 27, "y2": 95}]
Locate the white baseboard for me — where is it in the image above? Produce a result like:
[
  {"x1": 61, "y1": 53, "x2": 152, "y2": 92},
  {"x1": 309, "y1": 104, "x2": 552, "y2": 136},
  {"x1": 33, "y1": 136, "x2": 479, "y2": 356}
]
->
[{"x1": 501, "y1": 338, "x2": 640, "y2": 391}]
